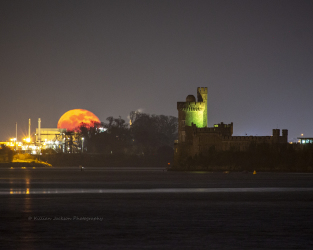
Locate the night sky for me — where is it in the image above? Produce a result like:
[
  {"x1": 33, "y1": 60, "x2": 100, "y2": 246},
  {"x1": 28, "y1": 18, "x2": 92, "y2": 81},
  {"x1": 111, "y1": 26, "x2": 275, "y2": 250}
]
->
[{"x1": 1, "y1": 0, "x2": 313, "y2": 142}]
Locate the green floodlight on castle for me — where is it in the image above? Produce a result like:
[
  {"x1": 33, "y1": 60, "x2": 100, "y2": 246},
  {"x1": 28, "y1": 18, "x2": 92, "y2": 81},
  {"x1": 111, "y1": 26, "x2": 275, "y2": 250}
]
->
[{"x1": 178, "y1": 87, "x2": 208, "y2": 128}]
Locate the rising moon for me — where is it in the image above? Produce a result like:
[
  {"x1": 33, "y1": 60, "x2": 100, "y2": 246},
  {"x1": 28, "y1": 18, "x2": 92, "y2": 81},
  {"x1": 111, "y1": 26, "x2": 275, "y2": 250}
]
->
[{"x1": 57, "y1": 109, "x2": 101, "y2": 131}]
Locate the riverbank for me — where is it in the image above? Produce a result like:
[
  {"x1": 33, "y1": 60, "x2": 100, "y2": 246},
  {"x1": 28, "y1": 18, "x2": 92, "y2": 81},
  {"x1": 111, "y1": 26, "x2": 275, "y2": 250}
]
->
[{"x1": 0, "y1": 159, "x2": 52, "y2": 168}]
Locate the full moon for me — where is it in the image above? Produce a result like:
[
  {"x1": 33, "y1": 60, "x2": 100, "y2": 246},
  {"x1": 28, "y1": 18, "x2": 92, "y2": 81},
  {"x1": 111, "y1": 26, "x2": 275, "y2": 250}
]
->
[{"x1": 57, "y1": 109, "x2": 101, "y2": 131}]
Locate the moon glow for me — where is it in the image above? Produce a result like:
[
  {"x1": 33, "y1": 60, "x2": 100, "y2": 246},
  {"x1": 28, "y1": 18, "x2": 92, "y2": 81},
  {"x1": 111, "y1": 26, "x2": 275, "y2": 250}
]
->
[{"x1": 57, "y1": 109, "x2": 100, "y2": 131}]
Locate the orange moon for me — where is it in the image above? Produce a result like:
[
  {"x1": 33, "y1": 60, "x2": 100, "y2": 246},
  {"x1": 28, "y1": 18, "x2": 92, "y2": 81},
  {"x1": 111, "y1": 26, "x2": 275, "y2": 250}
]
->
[{"x1": 57, "y1": 109, "x2": 100, "y2": 131}]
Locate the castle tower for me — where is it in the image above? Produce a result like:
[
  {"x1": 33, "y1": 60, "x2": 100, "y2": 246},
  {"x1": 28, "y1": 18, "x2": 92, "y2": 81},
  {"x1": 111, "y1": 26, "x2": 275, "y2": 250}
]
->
[
  {"x1": 177, "y1": 87, "x2": 208, "y2": 142},
  {"x1": 197, "y1": 87, "x2": 208, "y2": 127},
  {"x1": 282, "y1": 129, "x2": 288, "y2": 143},
  {"x1": 272, "y1": 129, "x2": 280, "y2": 143}
]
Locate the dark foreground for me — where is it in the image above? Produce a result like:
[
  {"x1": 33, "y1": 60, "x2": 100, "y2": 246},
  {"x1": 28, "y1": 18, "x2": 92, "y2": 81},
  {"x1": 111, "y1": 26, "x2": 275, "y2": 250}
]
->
[{"x1": 1, "y1": 167, "x2": 313, "y2": 249}]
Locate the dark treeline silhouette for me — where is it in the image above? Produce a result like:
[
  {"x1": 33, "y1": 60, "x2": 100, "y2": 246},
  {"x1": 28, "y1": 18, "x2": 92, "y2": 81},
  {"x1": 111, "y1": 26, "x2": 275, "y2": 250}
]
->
[
  {"x1": 79, "y1": 112, "x2": 177, "y2": 155},
  {"x1": 41, "y1": 112, "x2": 178, "y2": 167},
  {"x1": 173, "y1": 143, "x2": 313, "y2": 172}
]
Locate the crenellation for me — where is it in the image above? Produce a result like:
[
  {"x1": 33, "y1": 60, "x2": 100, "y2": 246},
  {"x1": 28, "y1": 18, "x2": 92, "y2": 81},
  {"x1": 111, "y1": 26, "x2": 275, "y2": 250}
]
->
[{"x1": 197, "y1": 87, "x2": 208, "y2": 94}]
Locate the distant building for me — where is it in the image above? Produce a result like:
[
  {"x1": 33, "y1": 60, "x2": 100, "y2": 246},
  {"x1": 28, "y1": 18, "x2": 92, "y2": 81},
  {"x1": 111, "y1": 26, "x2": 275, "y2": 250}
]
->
[
  {"x1": 174, "y1": 87, "x2": 288, "y2": 160},
  {"x1": 35, "y1": 127, "x2": 85, "y2": 153},
  {"x1": 297, "y1": 137, "x2": 313, "y2": 144},
  {"x1": 36, "y1": 128, "x2": 67, "y2": 152},
  {"x1": 36, "y1": 128, "x2": 66, "y2": 144}
]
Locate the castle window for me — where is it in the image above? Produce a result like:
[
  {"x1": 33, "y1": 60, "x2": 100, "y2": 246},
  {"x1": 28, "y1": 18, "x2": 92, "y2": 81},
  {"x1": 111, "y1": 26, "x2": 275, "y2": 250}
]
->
[{"x1": 182, "y1": 131, "x2": 186, "y2": 142}]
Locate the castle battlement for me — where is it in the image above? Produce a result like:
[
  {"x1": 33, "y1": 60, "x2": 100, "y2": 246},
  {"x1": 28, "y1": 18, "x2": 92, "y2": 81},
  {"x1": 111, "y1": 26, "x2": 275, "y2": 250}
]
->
[
  {"x1": 177, "y1": 102, "x2": 205, "y2": 111},
  {"x1": 191, "y1": 122, "x2": 233, "y2": 137},
  {"x1": 197, "y1": 87, "x2": 208, "y2": 94},
  {"x1": 191, "y1": 125, "x2": 215, "y2": 133},
  {"x1": 221, "y1": 135, "x2": 272, "y2": 141}
]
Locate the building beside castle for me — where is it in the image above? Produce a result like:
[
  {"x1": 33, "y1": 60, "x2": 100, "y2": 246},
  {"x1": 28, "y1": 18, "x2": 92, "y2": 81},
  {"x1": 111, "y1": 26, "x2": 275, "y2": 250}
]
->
[{"x1": 174, "y1": 87, "x2": 288, "y2": 160}]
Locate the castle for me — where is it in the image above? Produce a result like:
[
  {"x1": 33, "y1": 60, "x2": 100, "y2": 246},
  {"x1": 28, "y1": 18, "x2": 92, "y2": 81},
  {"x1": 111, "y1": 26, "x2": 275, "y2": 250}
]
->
[{"x1": 174, "y1": 87, "x2": 288, "y2": 159}]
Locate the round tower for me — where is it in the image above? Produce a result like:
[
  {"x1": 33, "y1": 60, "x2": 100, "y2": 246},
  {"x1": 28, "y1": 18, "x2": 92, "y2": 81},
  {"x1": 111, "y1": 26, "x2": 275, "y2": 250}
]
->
[{"x1": 177, "y1": 88, "x2": 207, "y2": 138}]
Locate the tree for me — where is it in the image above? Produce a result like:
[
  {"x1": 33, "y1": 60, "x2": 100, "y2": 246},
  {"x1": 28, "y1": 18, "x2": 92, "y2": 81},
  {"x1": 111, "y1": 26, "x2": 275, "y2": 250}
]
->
[
  {"x1": 76, "y1": 112, "x2": 178, "y2": 157},
  {"x1": 130, "y1": 112, "x2": 178, "y2": 155},
  {"x1": 78, "y1": 117, "x2": 131, "y2": 154},
  {"x1": 0, "y1": 145, "x2": 14, "y2": 162}
]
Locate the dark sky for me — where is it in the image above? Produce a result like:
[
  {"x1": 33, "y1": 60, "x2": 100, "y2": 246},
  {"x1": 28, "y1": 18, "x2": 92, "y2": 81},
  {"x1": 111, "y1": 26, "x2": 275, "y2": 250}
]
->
[{"x1": 1, "y1": 0, "x2": 313, "y2": 142}]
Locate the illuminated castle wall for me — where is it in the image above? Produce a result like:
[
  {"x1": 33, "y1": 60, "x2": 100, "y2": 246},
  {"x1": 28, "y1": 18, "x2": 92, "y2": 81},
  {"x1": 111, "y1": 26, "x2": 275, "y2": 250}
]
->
[
  {"x1": 177, "y1": 87, "x2": 207, "y2": 143},
  {"x1": 175, "y1": 87, "x2": 288, "y2": 159}
]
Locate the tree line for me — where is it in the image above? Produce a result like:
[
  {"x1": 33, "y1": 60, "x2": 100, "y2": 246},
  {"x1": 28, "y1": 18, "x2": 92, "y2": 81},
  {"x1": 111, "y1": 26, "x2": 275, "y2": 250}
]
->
[{"x1": 78, "y1": 112, "x2": 178, "y2": 158}]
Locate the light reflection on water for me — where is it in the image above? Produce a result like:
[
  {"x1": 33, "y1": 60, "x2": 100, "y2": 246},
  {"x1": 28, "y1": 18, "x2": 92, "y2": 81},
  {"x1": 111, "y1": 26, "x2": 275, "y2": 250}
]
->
[{"x1": 3, "y1": 187, "x2": 313, "y2": 195}]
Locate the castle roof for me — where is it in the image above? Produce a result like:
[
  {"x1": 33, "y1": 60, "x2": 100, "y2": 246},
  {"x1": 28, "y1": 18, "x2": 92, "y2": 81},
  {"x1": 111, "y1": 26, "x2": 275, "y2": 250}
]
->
[{"x1": 186, "y1": 95, "x2": 196, "y2": 102}]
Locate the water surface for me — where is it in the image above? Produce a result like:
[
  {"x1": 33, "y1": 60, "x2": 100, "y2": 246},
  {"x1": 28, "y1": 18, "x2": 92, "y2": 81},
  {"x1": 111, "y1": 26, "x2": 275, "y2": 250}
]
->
[{"x1": 1, "y1": 168, "x2": 313, "y2": 249}]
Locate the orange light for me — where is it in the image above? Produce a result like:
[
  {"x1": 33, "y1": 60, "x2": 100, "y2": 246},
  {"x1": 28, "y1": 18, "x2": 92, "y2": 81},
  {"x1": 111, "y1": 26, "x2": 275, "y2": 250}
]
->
[{"x1": 57, "y1": 109, "x2": 100, "y2": 131}]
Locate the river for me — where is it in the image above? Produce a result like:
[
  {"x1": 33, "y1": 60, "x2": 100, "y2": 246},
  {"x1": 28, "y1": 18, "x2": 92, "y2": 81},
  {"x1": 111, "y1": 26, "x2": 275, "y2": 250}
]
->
[{"x1": 1, "y1": 167, "x2": 313, "y2": 249}]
